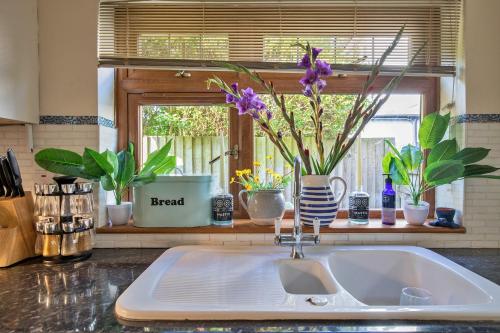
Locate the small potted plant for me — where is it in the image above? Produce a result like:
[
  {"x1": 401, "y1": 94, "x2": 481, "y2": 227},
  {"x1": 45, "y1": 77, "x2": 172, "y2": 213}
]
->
[
  {"x1": 383, "y1": 111, "x2": 500, "y2": 225},
  {"x1": 234, "y1": 161, "x2": 291, "y2": 225},
  {"x1": 35, "y1": 141, "x2": 175, "y2": 225}
]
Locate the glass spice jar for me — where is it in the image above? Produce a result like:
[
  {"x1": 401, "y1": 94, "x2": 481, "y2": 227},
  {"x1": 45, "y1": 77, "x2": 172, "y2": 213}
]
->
[
  {"x1": 61, "y1": 222, "x2": 80, "y2": 256},
  {"x1": 35, "y1": 216, "x2": 54, "y2": 255},
  {"x1": 77, "y1": 218, "x2": 93, "y2": 253},
  {"x1": 42, "y1": 222, "x2": 61, "y2": 257}
]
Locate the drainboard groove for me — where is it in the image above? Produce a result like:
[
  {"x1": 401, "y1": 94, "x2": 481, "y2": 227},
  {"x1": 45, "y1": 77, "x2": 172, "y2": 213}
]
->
[{"x1": 152, "y1": 252, "x2": 284, "y2": 306}]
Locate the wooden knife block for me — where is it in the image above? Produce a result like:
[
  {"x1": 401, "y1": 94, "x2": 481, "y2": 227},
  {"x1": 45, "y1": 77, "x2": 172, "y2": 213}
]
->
[{"x1": 0, "y1": 193, "x2": 37, "y2": 267}]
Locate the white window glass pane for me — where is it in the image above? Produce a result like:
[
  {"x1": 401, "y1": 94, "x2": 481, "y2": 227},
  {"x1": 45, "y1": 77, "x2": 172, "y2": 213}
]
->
[
  {"x1": 140, "y1": 105, "x2": 229, "y2": 192},
  {"x1": 138, "y1": 34, "x2": 229, "y2": 60},
  {"x1": 263, "y1": 36, "x2": 410, "y2": 65}
]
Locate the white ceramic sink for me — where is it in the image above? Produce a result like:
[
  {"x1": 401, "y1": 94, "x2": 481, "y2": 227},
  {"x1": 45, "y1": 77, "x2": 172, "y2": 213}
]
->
[
  {"x1": 279, "y1": 259, "x2": 337, "y2": 295},
  {"x1": 115, "y1": 246, "x2": 500, "y2": 321},
  {"x1": 329, "y1": 249, "x2": 491, "y2": 306}
]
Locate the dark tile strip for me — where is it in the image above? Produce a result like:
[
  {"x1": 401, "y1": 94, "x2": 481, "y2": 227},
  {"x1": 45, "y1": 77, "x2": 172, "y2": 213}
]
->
[
  {"x1": 39, "y1": 116, "x2": 114, "y2": 128},
  {"x1": 453, "y1": 114, "x2": 500, "y2": 124}
]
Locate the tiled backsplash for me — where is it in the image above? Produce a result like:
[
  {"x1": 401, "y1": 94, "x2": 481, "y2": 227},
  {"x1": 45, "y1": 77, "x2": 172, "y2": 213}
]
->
[
  {"x1": 0, "y1": 124, "x2": 98, "y2": 189},
  {"x1": 0, "y1": 121, "x2": 117, "y2": 226},
  {"x1": 93, "y1": 232, "x2": 497, "y2": 249}
]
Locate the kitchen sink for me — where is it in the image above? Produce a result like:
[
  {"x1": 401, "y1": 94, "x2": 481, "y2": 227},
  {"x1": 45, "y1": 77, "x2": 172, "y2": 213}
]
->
[
  {"x1": 278, "y1": 259, "x2": 337, "y2": 295},
  {"x1": 115, "y1": 246, "x2": 500, "y2": 321},
  {"x1": 329, "y1": 249, "x2": 491, "y2": 306}
]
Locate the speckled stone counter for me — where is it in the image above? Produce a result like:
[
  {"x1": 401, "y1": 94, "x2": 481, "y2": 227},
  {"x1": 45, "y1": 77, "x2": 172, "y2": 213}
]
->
[{"x1": 1, "y1": 248, "x2": 500, "y2": 333}]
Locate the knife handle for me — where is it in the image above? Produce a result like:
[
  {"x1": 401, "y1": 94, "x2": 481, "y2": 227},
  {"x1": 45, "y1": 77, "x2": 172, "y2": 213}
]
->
[
  {"x1": 18, "y1": 185, "x2": 25, "y2": 197},
  {"x1": 0, "y1": 179, "x2": 5, "y2": 197},
  {"x1": 0, "y1": 157, "x2": 17, "y2": 197},
  {"x1": 6, "y1": 148, "x2": 24, "y2": 197}
]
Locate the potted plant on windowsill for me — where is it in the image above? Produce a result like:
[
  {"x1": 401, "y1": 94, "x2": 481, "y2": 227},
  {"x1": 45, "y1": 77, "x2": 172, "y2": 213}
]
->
[
  {"x1": 207, "y1": 26, "x2": 425, "y2": 226},
  {"x1": 383, "y1": 111, "x2": 500, "y2": 225},
  {"x1": 35, "y1": 141, "x2": 175, "y2": 225},
  {"x1": 233, "y1": 161, "x2": 292, "y2": 225}
]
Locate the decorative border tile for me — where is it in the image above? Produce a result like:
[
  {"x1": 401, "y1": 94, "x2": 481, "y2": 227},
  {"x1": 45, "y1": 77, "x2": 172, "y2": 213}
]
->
[
  {"x1": 97, "y1": 117, "x2": 114, "y2": 128},
  {"x1": 453, "y1": 114, "x2": 500, "y2": 124},
  {"x1": 39, "y1": 116, "x2": 114, "y2": 128}
]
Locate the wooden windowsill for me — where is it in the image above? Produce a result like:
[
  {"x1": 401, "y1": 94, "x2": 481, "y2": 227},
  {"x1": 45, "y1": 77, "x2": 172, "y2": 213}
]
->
[{"x1": 96, "y1": 219, "x2": 465, "y2": 234}]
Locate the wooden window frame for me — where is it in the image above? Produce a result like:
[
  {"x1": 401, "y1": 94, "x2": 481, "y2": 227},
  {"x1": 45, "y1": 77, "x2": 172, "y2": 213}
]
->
[{"x1": 116, "y1": 68, "x2": 438, "y2": 219}]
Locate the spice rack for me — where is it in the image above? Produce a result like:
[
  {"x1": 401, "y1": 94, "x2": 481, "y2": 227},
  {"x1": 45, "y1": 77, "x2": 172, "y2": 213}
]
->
[
  {"x1": 0, "y1": 193, "x2": 37, "y2": 267},
  {"x1": 34, "y1": 177, "x2": 95, "y2": 265}
]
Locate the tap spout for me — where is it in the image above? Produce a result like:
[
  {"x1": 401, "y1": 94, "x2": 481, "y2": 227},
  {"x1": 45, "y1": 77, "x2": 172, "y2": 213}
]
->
[
  {"x1": 293, "y1": 156, "x2": 303, "y2": 250},
  {"x1": 274, "y1": 155, "x2": 319, "y2": 259},
  {"x1": 294, "y1": 156, "x2": 302, "y2": 199}
]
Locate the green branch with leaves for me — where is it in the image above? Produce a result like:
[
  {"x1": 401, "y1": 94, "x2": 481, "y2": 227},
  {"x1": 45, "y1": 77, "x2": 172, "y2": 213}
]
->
[
  {"x1": 35, "y1": 141, "x2": 176, "y2": 205},
  {"x1": 383, "y1": 111, "x2": 500, "y2": 206}
]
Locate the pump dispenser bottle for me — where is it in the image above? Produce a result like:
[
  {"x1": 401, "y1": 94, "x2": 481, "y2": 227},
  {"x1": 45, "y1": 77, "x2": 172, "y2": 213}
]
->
[{"x1": 382, "y1": 175, "x2": 396, "y2": 225}]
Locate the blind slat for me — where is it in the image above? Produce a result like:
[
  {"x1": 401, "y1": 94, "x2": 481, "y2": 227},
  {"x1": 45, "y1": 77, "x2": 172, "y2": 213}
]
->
[{"x1": 98, "y1": 0, "x2": 461, "y2": 75}]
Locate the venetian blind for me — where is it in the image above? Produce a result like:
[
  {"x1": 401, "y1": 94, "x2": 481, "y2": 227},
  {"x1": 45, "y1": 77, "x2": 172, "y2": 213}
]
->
[{"x1": 98, "y1": 0, "x2": 462, "y2": 76}]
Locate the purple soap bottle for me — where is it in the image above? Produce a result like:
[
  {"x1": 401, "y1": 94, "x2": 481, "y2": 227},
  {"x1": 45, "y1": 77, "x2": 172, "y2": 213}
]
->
[{"x1": 382, "y1": 175, "x2": 396, "y2": 225}]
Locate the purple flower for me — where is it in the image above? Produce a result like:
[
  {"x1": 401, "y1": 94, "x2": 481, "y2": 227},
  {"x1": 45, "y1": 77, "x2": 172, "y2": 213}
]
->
[
  {"x1": 299, "y1": 68, "x2": 319, "y2": 86},
  {"x1": 317, "y1": 79, "x2": 326, "y2": 92},
  {"x1": 315, "y1": 60, "x2": 332, "y2": 76},
  {"x1": 298, "y1": 54, "x2": 311, "y2": 68},
  {"x1": 303, "y1": 85, "x2": 313, "y2": 97},
  {"x1": 266, "y1": 109, "x2": 273, "y2": 120},
  {"x1": 226, "y1": 93, "x2": 237, "y2": 103},
  {"x1": 312, "y1": 47, "x2": 322, "y2": 59},
  {"x1": 298, "y1": 47, "x2": 323, "y2": 68},
  {"x1": 223, "y1": 82, "x2": 240, "y2": 103},
  {"x1": 235, "y1": 87, "x2": 267, "y2": 115},
  {"x1": 250, "y1": 110, "x2": 260, "y2": 120}
]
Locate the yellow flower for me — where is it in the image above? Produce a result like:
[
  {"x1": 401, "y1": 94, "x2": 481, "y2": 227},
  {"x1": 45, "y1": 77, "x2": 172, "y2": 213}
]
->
[
  {"x1": 253, "y1": 161, "x2": 262, "y2": 167},
  {"x1": 245, "y1": 184, "x2": 253, "y2": 191},
  {"x1": 274, "y1": 175, "x2": 283, "y2": 182},
  {"x1": 243, "y1": 169, "x2": 252, "y2": 175},
  {"x1": 230, "y1": 177, "x2": 235, "y2": 184},
  {"x1": 235, "y1": 170, "x2": 243, "y2": 177},
  {"x1": 254, "y1": 176, "x2": 260, "y2": 183},
  {"x1": 265, "y1": 168, "x2": 273, "y2": 174},
  {"x1": 266, "y1": 155, "x2": 273, "y2": 160}
]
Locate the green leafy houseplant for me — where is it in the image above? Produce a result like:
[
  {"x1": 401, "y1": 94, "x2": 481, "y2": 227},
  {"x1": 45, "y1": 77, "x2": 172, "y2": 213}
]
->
[
  {"x1": 35, "y1": 140, "x2": 176, "y2": 205},
  {"x1": 383, "y1": 111, "x2": 500, "y2": 209}
]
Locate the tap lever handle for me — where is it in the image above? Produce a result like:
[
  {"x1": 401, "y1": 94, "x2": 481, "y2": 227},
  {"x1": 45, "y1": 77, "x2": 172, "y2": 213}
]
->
[
  {"x1": 275, "y1": 218, "x2": 282, "y2": 237},
  {"x1": 313, "y1": 218, "x2": 320, "y2": 236}
]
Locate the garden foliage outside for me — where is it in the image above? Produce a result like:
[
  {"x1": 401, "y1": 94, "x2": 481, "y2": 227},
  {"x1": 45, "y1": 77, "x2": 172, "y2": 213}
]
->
[{"x1": 141, "y1": 95, "x2": 355, "y2": 139}]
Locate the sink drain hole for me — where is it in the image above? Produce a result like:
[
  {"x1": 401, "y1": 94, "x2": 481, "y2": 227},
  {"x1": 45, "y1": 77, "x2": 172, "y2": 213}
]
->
[{"x1": 306, "y1": 296, "x2": 328, "y2": 306}]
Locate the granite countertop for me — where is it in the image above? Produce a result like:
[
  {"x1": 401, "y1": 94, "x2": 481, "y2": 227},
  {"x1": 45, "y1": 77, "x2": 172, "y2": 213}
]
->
[{"x1": 1, "y1": 248, "x2": 500, "y2": 333}]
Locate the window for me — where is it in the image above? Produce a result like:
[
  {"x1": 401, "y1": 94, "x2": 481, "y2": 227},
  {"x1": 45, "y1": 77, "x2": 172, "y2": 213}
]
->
[
  {"x1": 116, "y1": 69, "x2": 437, "y2": 218},
  {"x1": 140, "y1": 104, "x2": 230, "y2": 192},
  {"x1": 254, "y1": 94, "x2": 421, "y2": 209}
]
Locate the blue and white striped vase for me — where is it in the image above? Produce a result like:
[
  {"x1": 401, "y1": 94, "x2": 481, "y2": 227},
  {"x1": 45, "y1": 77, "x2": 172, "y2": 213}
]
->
[{"x1": 300, "y1": 175, "x2": 347, "y2": 227}]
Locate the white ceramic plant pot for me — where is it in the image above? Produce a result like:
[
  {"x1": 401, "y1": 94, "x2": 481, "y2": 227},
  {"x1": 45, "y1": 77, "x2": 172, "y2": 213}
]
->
[
  {"x1": 403, "y1": 200, "x2": 430, "y2": 225},
  {"x1": 239, "y1": 189, "x2": 286, "y2": 225},
  {"x1": 107, "y1": 202, "x2": 133, "y2": 226}
]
